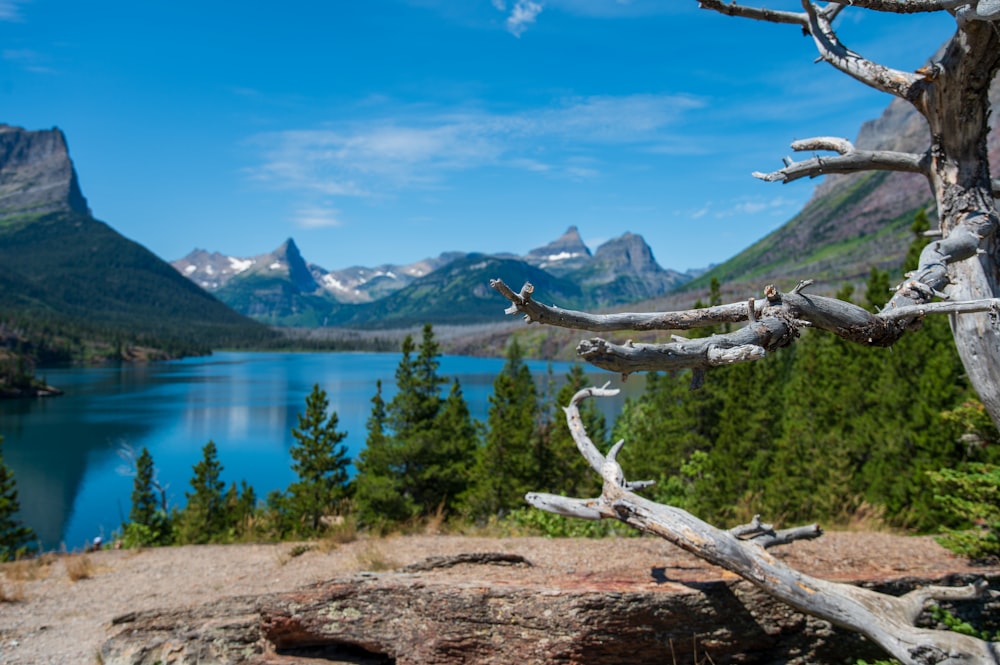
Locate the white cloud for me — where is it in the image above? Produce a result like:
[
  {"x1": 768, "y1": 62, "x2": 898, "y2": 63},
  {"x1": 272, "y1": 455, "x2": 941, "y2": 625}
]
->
[
  {"x1": 248, "y1": 93, "x2": 705, "y2": 199},
  {"x1": 506, "y1": 0, "x2": 542, "y2": 37},
  {"x1": 293, "y1": 206, "x2": 342, "y2": 229}
]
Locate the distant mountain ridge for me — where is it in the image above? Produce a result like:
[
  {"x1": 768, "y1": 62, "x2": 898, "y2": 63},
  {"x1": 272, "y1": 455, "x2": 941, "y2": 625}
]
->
[{"x1": 173, "y1": 225, "x2": 695, "y2": 327}]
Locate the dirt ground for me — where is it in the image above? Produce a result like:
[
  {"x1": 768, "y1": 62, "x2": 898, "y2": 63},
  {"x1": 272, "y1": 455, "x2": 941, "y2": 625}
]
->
[{"x1": 1, "y1": 531, "x2": 996, "y2": 664}]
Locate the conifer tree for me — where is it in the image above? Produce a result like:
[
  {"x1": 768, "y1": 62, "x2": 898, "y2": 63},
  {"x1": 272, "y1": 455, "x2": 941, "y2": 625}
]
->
[
  {"x1": 429, "y1": 379, "x2": 479, "y2": 513},
  {"x1": 702, "y1": 354, "x2": 790, "y2": 523},
  {"x1": 354, "y1": 379, "x2": 415, "y2": 527},
  {"x1": 224, "y1": 480, "x2": 257, "y2": 539},
  {"x1": 0, "y1": 436, "x2": 35, "y2": 561},
  {"x1": 179, "y1": 441, "x2": 226, "y2": 544},
  {"x1": 130, "y1": 447, "x2": 158, "y2": 528},
  {"x1": 612, "y1": 369, "x2": 722, "y2": 494},
  {"x1": 288, "y1": 383, "x2": 350, "y2": 534},
  {"x1": 125, "y1": 446, "x2": 172, "y2": 546},
  {"x1": 466, "y1": 339, "x2": 538, "y2": 519}
]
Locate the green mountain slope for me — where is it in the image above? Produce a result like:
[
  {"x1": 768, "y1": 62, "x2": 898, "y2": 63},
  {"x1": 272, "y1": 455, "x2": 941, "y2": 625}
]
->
[
  {"x1": 329, "y1": 254, "x2": 584, "y2": 329},
  {"x1": 0, "y1": 212, "x2": 275, "y2": 356}
]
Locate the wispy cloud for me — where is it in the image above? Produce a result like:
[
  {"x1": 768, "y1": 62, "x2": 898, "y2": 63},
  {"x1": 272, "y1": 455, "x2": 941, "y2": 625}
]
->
[
  {"x1": 0, "y1": 0, "x2": 28, "y2": 22},
  {"x1": 247, "y1": 94, "x2": 705, "y2": 199},
  {"x1": 2, "y1": 48, "x2": 53, "y2": 74},
  {"x1": 293, "y1": 206, "x2": 342, "y2": 229},
  {"x1": 506, "y1": 0, "x2": 542, "y2": 37},
  {"x1": 714, "y1": 196, "x2": 798, "y2": 219}
]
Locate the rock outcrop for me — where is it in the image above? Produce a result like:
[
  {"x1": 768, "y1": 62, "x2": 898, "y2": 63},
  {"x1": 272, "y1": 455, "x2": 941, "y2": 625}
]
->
[
  {"x1": 0, "y1": 124, "x2": 90, "y2": 218},
  {"x1": 100, "y1": 561, "x2": 999, "y2": 665}
]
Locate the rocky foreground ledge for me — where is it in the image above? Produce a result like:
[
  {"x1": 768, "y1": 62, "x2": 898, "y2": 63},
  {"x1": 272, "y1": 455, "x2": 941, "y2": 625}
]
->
[
  {"x1": 101, "y1": 534, "x2": 1000, "y2": 665},
  {"x1": 2, "y1": 534, "x2": 998, "y2": 664}
]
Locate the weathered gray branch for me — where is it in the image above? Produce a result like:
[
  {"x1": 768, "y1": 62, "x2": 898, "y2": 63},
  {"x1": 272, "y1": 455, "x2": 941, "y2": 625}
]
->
[
  {"x1": 803, "y1": 1, "x2": 922, "y2": 99},
  {"x1": 527, "y1": 388, "x2": 1000, "y2": 665},
  {"x1": 696, "y1": 0, "x2": 808, "y2": 25},
  {"x1": 819, "y1": 0, "x2": 1000, "y2": 20},
  {"x1": 753, "y1": 139, "x2": 929, "y2": 183},
  {"x1": 821, "y1": 0, "x2": 975, "y2": 14},
  {"x1": 491, "y1": 277, "x2": 1000, "y2": 376}
]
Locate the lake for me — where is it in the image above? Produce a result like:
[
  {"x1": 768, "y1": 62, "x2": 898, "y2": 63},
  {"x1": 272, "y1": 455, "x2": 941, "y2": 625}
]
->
[{"x1": 0, "y1": 351, "x2": 644, "y2": 550}]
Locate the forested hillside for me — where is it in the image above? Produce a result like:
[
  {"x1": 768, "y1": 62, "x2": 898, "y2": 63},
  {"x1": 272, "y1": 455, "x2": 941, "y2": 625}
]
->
[{"x1": 0, "y1": 211, "x2": 277, "y2": 389}]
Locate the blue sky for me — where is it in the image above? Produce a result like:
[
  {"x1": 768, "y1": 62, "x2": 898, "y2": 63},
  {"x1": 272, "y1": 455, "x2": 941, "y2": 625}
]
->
[{"x1": 2, "y1": 1, "x2": 954, "y2": 272}]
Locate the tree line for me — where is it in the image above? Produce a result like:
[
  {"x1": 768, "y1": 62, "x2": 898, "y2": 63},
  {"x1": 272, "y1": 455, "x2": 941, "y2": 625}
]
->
[{"x1": 1, "y1": 210, "x2": 997, "y2": 557}]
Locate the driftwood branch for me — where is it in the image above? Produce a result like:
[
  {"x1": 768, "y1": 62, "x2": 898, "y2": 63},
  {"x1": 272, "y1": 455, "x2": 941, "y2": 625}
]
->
[
  {"x1": 491, "y1": 277, "x2": 1000, "y2": 376},
  {"x1": 526, "y1": 388, "x2": 1000, "y2": 665},
  {"x1": 753, "y1": 137, "x2": 929, "y2": 183},
  {"x1": 699, "y1": 0, "x2": 923, "y2": 99}
]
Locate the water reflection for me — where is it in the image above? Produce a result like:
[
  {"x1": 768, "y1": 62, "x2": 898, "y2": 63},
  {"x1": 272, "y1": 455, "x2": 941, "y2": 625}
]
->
[{"x1": 0, "y1": 352, "x2": 643, "y2": 550}]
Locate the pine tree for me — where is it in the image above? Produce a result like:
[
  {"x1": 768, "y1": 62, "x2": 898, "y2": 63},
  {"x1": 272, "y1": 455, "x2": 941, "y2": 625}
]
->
[
  {"x1": 179, "y1": 441, "x2": 227, "y2": 544},
  {"x1": 465, "y1": 339, "x2": 539, "y2": 519},
  {"x1": 130, "y1": 447, "x2": 158, "y2": 528},
  {"x1": 0, "y1": 436, "x2": 35, "y2": 561},
  {"x1": 288, "y1": 383, "x2": 350, "y2": 535},
  {"x1": 355, "y1": 325, "x2": 473, "y2": 526},
  {"x1": 224, "y1": 480, "x2": 257, "y2": 539},
  {"x1": 429, "y1": 379, "x2": 479, "y2": 513},
  {"x1": 125, "y1": 446, "x2": 172, "y2": 546},
  {"x1": 612, "y1": 369, "x2": 722, "y2": 495},
  {"x1": 354, "y1": 379, "x2": 415, "y2": 527}
]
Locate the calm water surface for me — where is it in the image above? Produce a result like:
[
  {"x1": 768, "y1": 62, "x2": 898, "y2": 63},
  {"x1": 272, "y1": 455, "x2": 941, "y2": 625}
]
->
[{"x1": 0, "y1": 351, "x2": 642, "y2": 550}]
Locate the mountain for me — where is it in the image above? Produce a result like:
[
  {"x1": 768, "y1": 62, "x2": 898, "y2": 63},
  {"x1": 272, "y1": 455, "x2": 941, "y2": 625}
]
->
[
  {"x1": 686, "y1": 81, "x2": 1000, "y2": 295},
  {"x1": 523, "y1": 225, "x2": 592, "y2": 275},
  {"x1": 176, "y1": 228, "x2": 695, "y2": 327},
  {"x1": 570, "y1": 232, "x2": 691, "y2": 306},
  {"x1": 173, "y1": 244, "x2": 464, "y2": 306},
  {"x1": 0, "y1": 124, "x2": 90, "y2": 218},
  {"x1": 0, "y1": 124, "x2": 273, "y2": 360},
  {"x1": 328, "y1": 253, "x2": 586, "y2": 328}
]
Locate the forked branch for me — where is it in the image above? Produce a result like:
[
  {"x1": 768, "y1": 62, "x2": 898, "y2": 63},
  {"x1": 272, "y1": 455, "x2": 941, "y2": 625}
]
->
[
  {"x1": 490, "y1": 277, "x2": 1000, "y2": 376},
  {"x1": 753, "y1": 137, "x2": 929, "y2": 183},
  {"x1": 524, "y1": 388, "x2": 1000, "y2": 665}
]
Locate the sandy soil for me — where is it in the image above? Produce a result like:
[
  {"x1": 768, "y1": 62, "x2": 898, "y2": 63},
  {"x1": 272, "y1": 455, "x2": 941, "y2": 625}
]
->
[{"x1": 1, "y1": 532, "x2": 996, "y2": 664}]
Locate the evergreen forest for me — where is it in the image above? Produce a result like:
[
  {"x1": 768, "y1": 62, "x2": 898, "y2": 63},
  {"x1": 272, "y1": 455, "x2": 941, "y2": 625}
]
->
[{"x1": 3, "y1": 212, "x2": 999, "y2": 557}]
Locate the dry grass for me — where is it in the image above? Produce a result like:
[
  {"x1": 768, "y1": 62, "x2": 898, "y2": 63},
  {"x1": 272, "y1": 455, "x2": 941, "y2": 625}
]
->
[
  {"x1": 64, "y1": 553, "x2": 96, "y2": 582},
  {"x1": 3, "y1": 552, "x2": 57, "y2": 582},
  {"x1": 354, "y1": 543, "x2": 399, "y2": 572},
  {"x1": 316, "y1": 516, "x2": 358, "y2": 552},
  {"x1": 0, "y1": 579, "x2": 26, "y2": 603}
]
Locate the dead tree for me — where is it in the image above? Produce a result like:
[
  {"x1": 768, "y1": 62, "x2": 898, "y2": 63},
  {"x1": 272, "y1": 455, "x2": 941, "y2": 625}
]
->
[{"x1": 492, "y1": 2, "x2": 1000, "y2": 663}]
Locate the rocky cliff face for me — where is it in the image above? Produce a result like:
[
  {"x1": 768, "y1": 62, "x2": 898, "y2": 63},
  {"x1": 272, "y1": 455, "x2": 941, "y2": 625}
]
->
[{"x1": 0, "y1": 124, "x2": 90, "y2": 218}]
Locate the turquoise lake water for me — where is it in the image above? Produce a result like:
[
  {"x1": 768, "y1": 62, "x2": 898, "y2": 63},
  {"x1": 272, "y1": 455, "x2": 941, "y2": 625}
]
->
[{"x1": 0, "y1": 351, "x2": 642, "y2": 550}]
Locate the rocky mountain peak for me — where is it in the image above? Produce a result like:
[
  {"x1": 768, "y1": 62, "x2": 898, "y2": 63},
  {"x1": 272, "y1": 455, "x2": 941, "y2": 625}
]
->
[
  {"x1": 252, "y1": 237, "x2": 319, "y2": 293},
  {"x1": 593, "y1": 232, "x2": 661, "y2": 274},
  {"x1": 524, "y1": 225, "x2": 593, "y2": 275},
  {"x1": 0, "y1": 124, "x2": 90, "y2": 218}
]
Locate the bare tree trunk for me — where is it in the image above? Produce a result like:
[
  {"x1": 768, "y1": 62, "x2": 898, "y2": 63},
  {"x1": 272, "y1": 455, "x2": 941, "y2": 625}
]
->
[
  {"x1": 491, "y1": 3, "x2": 1000, "y2": 662},
  {"x1": 919, "y1": 23, "x2": 1000, "y2": 427}
]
